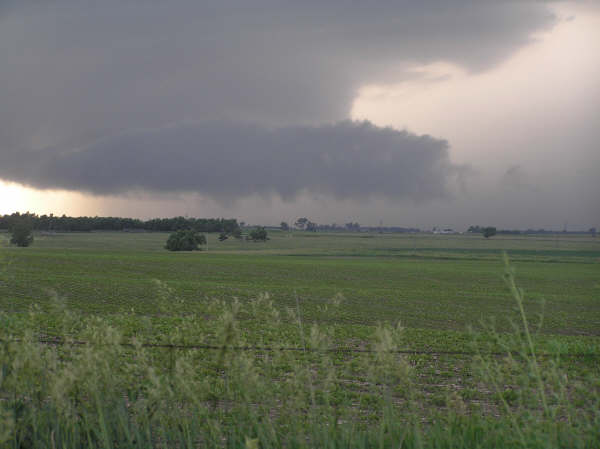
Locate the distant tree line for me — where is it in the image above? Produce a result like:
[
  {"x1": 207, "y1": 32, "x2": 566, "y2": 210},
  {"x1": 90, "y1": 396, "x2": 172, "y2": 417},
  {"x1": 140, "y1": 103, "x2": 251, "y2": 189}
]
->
[
  {"x1": 0, "y1": 212, "x2": 239, "y2": 233},
  {"x1": 290, "y1": 217, "x2": 419, "y2": 233},
  {"x1": 468, "y1": 225, "x2": 597, "y2": 235}
]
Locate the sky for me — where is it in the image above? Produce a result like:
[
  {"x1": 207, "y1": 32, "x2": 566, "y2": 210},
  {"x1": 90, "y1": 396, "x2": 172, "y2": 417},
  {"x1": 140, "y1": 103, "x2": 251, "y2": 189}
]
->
[{"x1": 1, "y1": 1, "x2": 598, "y2": 230}]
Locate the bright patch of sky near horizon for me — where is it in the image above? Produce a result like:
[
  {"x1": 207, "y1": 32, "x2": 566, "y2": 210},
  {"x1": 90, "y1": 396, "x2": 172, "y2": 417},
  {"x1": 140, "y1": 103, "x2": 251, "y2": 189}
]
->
[
  {"x1": 1, "y1": 3, "x2": 598, "y2": 229},
  {"x1": 350, "y1": 4, "x2": 600, "y2": 230},
  {"x1": 352, "y1": 4, "x2": 600, "y2": 171}
]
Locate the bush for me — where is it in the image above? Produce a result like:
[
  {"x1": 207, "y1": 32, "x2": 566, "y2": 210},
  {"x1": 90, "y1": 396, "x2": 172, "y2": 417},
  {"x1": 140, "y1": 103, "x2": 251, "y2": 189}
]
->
[
  {"x1": 248, "y1": 227, "x2": 268, "y2": 241},
  {"x1": 483, "y1": 227, "x2": 497, "y2": 238},
  {"x1": 9, "y1": 218, "x2": 34, "y2": 247},
  {"x1": 165, "y1": 229, "x2": 206, "y2": 251}
]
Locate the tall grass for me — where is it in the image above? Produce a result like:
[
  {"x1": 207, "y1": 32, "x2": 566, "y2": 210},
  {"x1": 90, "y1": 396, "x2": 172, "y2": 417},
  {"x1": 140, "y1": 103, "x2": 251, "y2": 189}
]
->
[{"x1": 0, "y1": 254, "x2": 598, "y2": 448}]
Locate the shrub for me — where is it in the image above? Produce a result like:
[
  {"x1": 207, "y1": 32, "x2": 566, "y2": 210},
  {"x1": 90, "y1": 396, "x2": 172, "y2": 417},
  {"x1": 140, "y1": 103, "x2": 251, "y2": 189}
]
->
[
  {"x1": 9, "y1": 217, "x2": 34, "y2": 247},
  {"x1": 483, "y1": 227, "x2": 497, "y2": 238},
  {"x1": 248, "y1": 227, "x2": 268, "y2": 241},
  {"x1": 165, "y1": 229, "x2": 206, "y2": 251}
]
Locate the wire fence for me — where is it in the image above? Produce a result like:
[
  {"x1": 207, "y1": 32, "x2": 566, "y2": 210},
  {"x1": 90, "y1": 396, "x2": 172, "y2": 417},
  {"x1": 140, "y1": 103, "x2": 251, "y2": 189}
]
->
[{"x1": 1, "y1": 338, "x2": 598, "y2": 358}]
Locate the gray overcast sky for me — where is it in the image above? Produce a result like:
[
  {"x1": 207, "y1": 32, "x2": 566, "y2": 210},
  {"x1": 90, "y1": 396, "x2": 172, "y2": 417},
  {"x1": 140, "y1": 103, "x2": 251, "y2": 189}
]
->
[{"x1": 0, "y1": 1, "x2": 598, "y2": 229}]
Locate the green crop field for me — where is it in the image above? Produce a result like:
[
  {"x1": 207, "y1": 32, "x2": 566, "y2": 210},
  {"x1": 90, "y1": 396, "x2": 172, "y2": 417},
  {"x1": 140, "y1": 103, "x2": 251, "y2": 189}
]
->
[
  {"x1": 1, "y1": 230, "x2": 599, "y2": 447},
  {"x1": 2, "y1": 230, "x2": 599, "y2": 336}
]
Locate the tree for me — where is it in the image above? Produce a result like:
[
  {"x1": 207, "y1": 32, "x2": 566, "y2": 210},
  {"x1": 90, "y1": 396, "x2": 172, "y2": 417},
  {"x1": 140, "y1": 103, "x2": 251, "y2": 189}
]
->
[
  {"x1": 248, "y1": 227, "x2": 268, "y2": 242},
  {"x1": 294, "y1": 217, "x2": 308, "y2": 230},
  {"x1": 483, "y1": 227, "x2": 497, "y2": 238},
  {"x1": 9, "y1": 217, "x2": 34, "y2": 247},
  {"x1": 218, "y1": 232, "x2": 229, "y2": 241},
  {"x1": 305, "y1": 221, "x2": 317, "y2": 232},
  {"x1": 165, "y1": 229, "x2": 207, "y2": 251},
  {"x1": 345, "y1": 222, "x2": 360, "y2": 232},
  {"x1": 280, "y1": 221, "x2": 289, "y2": 231}
]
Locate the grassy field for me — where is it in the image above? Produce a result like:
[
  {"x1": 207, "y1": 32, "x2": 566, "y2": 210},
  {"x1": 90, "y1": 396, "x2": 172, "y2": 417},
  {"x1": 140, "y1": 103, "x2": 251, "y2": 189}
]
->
[
  {"x1": 2, "y1": 230, "x2": 599, "y2": 336},
  {"x1": 1, "y1": 230, "x2": 599, "y2": 447}
]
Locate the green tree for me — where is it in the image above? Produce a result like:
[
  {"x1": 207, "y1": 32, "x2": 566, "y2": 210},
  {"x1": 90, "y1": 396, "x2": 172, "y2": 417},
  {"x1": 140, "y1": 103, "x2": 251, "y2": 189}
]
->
[
  {"x1": 165, "y1": 229, "x2": 206, "y2": 251},
  {"x1": 249, "y1": 227, "x2": 268, "y2": 242},
  {"x1": 9, "y1": 217, "x2": 34, "y2": 247},
  {"x1": 483, "y1": 227, "x2": 497, "y2": 238},
  {"x1": 294, "y1": 217, "x2": 308, "y2": 230}
]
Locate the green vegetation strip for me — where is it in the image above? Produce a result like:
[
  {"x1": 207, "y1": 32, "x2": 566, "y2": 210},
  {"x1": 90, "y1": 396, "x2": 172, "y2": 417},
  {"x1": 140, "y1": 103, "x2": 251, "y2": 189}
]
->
[{"x1": 1, "y1": 232, "x2": 599, "y2": 447}]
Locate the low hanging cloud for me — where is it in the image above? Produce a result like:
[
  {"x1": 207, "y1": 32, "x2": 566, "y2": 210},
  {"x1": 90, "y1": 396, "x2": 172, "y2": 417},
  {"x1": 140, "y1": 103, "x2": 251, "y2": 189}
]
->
[{"x1": 0, "y1": 121, "x2": 462, "y2": 202}]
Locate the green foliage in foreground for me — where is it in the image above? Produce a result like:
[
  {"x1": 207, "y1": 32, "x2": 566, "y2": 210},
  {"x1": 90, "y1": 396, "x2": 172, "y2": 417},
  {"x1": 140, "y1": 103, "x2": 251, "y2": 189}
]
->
[
  {"x1": 0, "y1": 258, "x2": 598, "y2": 448},
  {"x1": 165, "y1": 230, "x2": 207, "y2": 251}
]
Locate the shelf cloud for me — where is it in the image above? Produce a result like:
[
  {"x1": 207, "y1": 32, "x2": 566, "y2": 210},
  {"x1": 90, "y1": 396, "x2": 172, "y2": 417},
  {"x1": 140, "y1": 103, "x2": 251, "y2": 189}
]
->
[
  {"x1": 0, "y1": 121, "x2": 464, "y2": 202},
  {"x1": 4, "y1": 1, "x2": 596, "y2": 229}
]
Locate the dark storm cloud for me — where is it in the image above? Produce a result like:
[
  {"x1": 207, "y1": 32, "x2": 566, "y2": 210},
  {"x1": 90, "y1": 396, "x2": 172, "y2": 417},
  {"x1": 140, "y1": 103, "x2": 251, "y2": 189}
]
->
[
  {"x1": 0, "y1": 121, "x2": 460, "y2": 201},
  {"x1": 501, "y1": 165, "x2": 538, "y2": 192},
  {"x1": 0, "y1": 1, "x2": 557, "y2": 204},
  {"x1": 0, "y1": 1, "x2": 554, "y2": 148}
]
